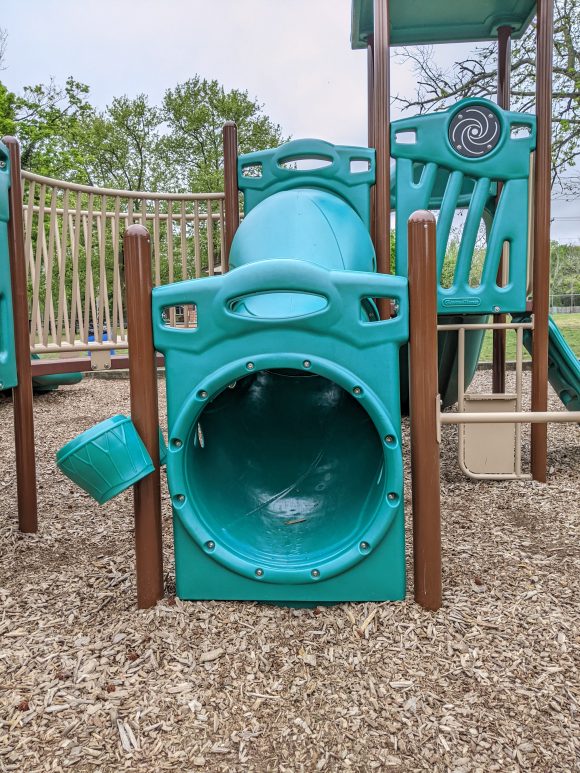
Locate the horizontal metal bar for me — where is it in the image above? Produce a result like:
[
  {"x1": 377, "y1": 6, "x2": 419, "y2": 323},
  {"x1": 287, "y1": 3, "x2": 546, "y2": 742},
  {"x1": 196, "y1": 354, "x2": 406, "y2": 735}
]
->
[
  {"x1": 22, "y1": 171, "x2": 226, "y2": 201},
  {"x1": 27, "y1": 206, "x2": 225, "y2": 221},
  {"x1": 32, "y1": 340, "x2": 129, "y2": 354},
  {"x1": 30, "y1": 353, "x2": 164, "y2": 376},
  {"x1": 437, "y1": 322, "x2": 534, "y2": 332},
  {"x1": 441, "y1": 411, "x2": 580, "y2": 425}
]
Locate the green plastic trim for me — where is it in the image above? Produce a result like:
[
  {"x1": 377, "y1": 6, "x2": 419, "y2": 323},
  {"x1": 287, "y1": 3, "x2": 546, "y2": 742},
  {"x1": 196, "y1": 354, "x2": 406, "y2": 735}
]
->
[
  {"x1": 0, "y1": 141, "x2": 17, "y2": 391},
  {"x1": 392, "y1": 99, "x2": 536, "y2": 315},
  {"x1": 237, "y1": 139, "x2": 375, "y2": 228}
]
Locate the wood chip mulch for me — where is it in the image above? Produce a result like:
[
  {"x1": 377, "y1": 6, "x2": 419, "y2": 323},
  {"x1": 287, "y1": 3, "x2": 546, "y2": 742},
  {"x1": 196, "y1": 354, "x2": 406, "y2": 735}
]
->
[{"x1": 0, "y1": 372, "x2": 578, "y2": 772}]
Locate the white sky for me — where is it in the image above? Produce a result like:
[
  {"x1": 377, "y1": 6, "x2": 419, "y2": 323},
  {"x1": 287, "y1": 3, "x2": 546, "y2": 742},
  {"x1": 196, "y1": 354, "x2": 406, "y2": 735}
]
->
[{"x1": 3, "y1": 0, "x2": 578, "y2": 242}]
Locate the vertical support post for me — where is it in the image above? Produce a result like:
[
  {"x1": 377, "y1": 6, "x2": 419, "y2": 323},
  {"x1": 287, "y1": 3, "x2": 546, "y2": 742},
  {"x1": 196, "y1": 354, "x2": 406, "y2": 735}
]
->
[
  {"x1": 124, "y1": 224, "x2": 164, "y2": 609},
  {"x1": 367, "y1": 35, "x2": 376, "y2": 247},
  {"x1": 222, "y1": 122, "x2": 239, "y2": 273},
  {"x1": 531, "y1": 0, "x2": 553, "y2": 482},
  {"x1": 373, "y1": 0, "x2": 392, "y2": 319},
  {"x1": 408, "y1": 211, "x2": 442, "y2": 611},
  {"x1": 492, "y1": 25, "x2": 512, "y2": 394},
  {"x1": 2, "y1": 136, "x2": 37, "y2": 533}
]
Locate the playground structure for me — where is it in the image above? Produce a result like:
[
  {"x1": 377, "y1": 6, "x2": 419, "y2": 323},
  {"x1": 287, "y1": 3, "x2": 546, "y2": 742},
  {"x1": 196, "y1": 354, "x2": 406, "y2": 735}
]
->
[{"x1": 1, "y1": 0, "x2": 579, "y2": 610}]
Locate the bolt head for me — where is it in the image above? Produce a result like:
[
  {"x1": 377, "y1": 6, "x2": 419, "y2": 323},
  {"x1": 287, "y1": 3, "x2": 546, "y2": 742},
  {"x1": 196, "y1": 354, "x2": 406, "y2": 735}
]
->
[
  {"x1": 173, "y1": 438, "x2": 182, "y2": 448},
  {"x1": 311, "y1": 569, "x2": 320, "y2": 578},
  {"x1": 206, "y1": 540, "x2": 215, "y2": 550},
  {"x1": 175, "y1": 494, "x2": 185, "y2": 503},
  {"x1": 387, "y1": 492, "x2": 397, "y2": 501},
  {"x1": 247, "y1": 362, "x2": 254, "y2": 370},
  {"x1": 353, "y1": 386, "x2": 362, "y2": 396},
  {"x1": 360, "y1": 541, "x2": 370, "y2": 551},
  {"x1": 255, "y1": 568, "x2": 264, "y2": 577},
  {"x1": 199, "y1": 390, "x2": 208, "y2": 399},
  {"x1": 493, "y1": 306, "x2": 500, "y2": 313},
  {"x1": 303, "y1": 360, "x2": 311, "y2": 368},
  {"x1": 385, "y1": 435, "x2": 395, "y2": 444}
]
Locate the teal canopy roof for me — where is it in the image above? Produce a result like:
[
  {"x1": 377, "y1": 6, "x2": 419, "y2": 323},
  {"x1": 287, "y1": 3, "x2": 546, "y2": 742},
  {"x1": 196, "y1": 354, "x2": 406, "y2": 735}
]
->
[{"x1": 351, "y1": 0, "x2": 537, "y2": 47}]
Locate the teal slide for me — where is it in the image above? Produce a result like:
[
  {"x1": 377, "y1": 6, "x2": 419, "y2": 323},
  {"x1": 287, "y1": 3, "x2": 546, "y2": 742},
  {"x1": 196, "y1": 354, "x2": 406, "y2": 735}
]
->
[
  {"x1": 31, "y1": 354, "x2": 83, "y2": 393},
  {"x1": 518, "y1": 315, "x2": 580, "y2": 413}
]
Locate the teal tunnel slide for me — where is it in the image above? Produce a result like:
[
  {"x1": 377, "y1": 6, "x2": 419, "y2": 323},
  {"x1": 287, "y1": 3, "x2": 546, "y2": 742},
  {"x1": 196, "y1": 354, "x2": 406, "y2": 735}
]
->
[{"x1": 150, "y1": 140, "x2": 410, "y2": 603}]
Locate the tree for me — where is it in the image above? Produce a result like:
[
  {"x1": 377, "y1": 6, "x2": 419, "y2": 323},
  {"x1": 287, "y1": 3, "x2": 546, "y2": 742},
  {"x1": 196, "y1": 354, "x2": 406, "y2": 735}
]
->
[
  {"x1": 3, "y1": 76, "x2": 92, "y2": 177},
  {"x1": 396, "y1": 0, "x2": 580, "y2": 196},
  {"x1": 161, "y1": 76, "x2": 286, "y2": 192},
  {"x1": 69, "y1": 95, "x2": 164, "y2": 191}
]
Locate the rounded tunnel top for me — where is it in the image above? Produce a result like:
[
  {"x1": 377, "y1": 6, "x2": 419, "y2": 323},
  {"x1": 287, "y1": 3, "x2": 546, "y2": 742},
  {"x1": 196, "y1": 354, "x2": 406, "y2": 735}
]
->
[
  {"x1": 229, "y1": 188, "x2": 376, "y2": 320},
  {"x1": 230, "y1": 188, "x2": 376, "y2": 273}
]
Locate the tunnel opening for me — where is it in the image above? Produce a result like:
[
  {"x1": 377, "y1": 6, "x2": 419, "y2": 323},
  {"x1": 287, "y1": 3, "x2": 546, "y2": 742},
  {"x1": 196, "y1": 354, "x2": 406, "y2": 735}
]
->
[{"x1": 179, "y1": 370, "x2": 387, "y2": 577}]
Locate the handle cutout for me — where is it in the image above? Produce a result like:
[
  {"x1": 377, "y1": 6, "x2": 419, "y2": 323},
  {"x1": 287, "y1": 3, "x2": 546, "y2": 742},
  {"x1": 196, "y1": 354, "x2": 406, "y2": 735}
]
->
[
  {"x1": 277, "y1": 155, "x2": 333, "y2": 171},
  {"x1": 228, "y1": 291, "x2": 328, "y2": 320},
  {"x1": 161, "y1": 304, "x2": 197, "y2": 329}
]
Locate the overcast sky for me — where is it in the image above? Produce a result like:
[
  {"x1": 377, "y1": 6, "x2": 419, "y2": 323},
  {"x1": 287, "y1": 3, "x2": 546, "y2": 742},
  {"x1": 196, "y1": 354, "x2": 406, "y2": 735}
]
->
[{"x1": 3, "y1": 0, "x2": 578, "y2": 243}]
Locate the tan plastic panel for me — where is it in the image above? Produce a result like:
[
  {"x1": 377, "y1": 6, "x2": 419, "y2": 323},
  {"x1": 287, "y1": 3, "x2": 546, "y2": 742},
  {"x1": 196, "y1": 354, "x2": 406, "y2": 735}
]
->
[{"x1": 462, "y1": 394, "x2": 517, "y2": 474}]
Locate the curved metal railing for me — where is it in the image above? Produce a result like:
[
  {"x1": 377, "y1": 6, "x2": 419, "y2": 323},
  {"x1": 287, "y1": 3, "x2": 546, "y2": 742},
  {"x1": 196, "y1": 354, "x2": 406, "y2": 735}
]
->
[{"x1": 21, "y1": 171, "x2": 226, "y2": 353}]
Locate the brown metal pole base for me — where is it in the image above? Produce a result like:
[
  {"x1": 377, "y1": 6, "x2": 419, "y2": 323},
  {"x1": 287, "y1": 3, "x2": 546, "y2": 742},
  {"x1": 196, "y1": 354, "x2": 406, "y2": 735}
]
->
[
  {"x1": 124, "y1": 225, "x2": 164, "y2": 608},
  {"x1": 3, "y1": 136, "x2": 38, "y2": 533},
  {"x1": 408, "y1": 211, "x2": 442, "y2": 611}
]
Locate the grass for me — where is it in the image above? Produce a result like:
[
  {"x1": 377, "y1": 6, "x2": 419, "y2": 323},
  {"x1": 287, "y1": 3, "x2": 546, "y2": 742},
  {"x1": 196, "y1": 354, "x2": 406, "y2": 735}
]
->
[{"x1": 480, "y1": 312, "x2": 580, "y2": 361}]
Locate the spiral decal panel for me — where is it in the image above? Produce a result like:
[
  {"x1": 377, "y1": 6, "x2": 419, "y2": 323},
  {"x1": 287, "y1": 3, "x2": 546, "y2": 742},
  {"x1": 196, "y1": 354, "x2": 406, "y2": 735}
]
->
[{"x1": 448, "y1": 105, "x2": 501, "y2": 158}]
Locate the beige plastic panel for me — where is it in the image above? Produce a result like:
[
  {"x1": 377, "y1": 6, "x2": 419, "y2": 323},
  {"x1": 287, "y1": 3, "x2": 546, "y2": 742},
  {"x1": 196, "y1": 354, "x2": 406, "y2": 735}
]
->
[{"x1": 463, "y1": 394, "x2": 517, "y2": 474}]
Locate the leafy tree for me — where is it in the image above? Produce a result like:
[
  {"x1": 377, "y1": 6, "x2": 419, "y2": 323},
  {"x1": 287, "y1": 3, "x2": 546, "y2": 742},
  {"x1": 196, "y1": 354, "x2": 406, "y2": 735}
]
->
[
  {"x1": 0, "y1": 76, "x2": 92, "y2": 177},
  {"x1": 161, "y1": 76, "x2": 286, "y2": 192},
  {"x1": 70, "y1": 95, "x2": 164, "y2": 190},
  {"x1": 396, "y1": 0, "x2": 580, "y2": 196}
]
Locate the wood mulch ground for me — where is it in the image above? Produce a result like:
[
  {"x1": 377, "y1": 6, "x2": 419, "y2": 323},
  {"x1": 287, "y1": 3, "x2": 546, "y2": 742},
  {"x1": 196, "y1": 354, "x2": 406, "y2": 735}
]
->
[{"x1": 0, "y1": 372, "x2": 578, "y2": 772}]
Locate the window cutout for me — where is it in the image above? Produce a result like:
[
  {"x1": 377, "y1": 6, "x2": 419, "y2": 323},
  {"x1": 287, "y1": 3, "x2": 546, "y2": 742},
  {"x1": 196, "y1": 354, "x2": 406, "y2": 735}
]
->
[
  {"x1": 360, "y1": 297, "x2": 399, "y2": 322},
  {"x1": 241, "y1": 163, "x2": 262, "y2": 178},
  {"x1": 228, "y1": 291, "x2": 328, "y2": 319},
  {"x1": 161, "y1": 304, "x2": 197, "y2": 328},
  {"x1": 510, "y1": 124, "x2": 532, "y2": 140},
  {"x1": 467, "y1": 219, "x2": 488, "y2": 288},
  {"x1": 277, "y1": 155, "x2": 332, "y2": 171},
  {"x1": 350, "y1": 158, "x2": 371, "y2": 173},
  {"x1": 440, "y1": 233, "x2": 459, "y2": 290},
  {"x1": 394, "y1": 130, "x2": 417, "y2": 145},
  {"x1": 412, "y1": 161, "x2": 428, "y2": 186}
]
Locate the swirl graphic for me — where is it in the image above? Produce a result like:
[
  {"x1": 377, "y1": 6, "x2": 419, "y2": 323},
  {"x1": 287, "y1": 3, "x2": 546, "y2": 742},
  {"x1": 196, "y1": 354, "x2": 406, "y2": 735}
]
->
[{"x1": 448, "y1": 106, "x2": 500, "y2": 158}]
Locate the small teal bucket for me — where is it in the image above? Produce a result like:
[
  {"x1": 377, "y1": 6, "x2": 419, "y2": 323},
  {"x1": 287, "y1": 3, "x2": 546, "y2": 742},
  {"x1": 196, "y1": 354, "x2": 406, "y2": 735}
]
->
[{"x1": 56, "y1": 414, "x2": 154, "y2": 504}]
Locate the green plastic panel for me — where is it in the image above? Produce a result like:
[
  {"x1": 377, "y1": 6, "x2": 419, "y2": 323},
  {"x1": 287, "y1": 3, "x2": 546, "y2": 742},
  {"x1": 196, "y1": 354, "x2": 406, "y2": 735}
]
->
[
  {"x1": 238, "y1": 139, "x2": 375, "y2": 228},
  {"x1": 153, "y1": 259, "x2": 409, "y2": 603},
  {"x1": 516, "y1": 314, "x2": 580, "y2": 413},
  {"x1": 351, "y1": 0, "x2": 537, "y2": 47},
  {"x1": 0, "y1": 141, "x2": 17, "y2": 391},
  {"x1": 392, "y1": 99, "x2": 536, "y2": 315}
]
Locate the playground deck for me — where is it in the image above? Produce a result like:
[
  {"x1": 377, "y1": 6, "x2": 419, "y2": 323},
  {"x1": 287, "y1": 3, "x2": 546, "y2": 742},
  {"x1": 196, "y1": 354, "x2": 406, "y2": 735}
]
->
[{"x1": 0, "y1": 374, "x2": 578, "y2": 772}]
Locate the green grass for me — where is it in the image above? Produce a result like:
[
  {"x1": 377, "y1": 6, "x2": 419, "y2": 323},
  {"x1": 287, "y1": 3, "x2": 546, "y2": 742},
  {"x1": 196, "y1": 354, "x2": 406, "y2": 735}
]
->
[{"x1": 480, "y1": 312, "x2": 580, "y2": 361}]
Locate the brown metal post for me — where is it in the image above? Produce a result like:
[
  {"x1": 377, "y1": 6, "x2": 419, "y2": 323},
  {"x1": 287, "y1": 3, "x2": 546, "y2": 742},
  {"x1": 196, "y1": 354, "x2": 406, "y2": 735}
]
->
[
  {"x1": 124, "y1": 224, "x2": 164, "y2": 608},
  {"x1": 531, "y1": 0, "x2": 553, "y2": 482},
  {"x1": 408, "y1": 211, "x2": 442, "y2": 611},
  {"x1": 492, "y1": 26, "x2": 512, "y2": 394},
  {"x1": 222, "y1": 122, "x2": 239, "y2": 272},
  {"x1": 2, "y1": 137, "x2": 37, "y2": 533},
  {"x1": 373, "y1": 0, "x2": 392, "y2": 319},
  {"x1": 367, "y1": 35, "x2": 376, "y2": 247}
]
